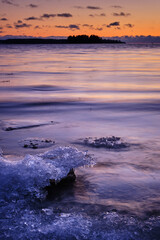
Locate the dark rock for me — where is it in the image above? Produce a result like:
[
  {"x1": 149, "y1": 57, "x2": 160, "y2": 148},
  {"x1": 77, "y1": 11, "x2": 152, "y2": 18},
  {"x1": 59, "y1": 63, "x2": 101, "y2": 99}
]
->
[
  {"x1": 5, "y1": 127, "x2": 14, "y2": 131},
  {"x1": 19, "y1": 138, "x2": 55, "y2": 149},
  {"x1": 83, "y1": 136, "x2": 129, "y2": 149},
  {"x1": 32, "y1": 145, "x2": 38, "y2": 149},
  {"x1": 23, "y1": 144, "x2": 28, "y2": 148},
  {"x1": 45, "y1": 168, "x2": 76, "y2": 198},
  {"x1": 45, "y1": 139, "x2": 52, "y2": 143}
]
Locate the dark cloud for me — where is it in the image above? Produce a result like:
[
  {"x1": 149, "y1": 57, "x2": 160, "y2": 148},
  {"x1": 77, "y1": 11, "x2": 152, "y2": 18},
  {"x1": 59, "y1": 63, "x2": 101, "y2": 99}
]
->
[
  {"x1": 17, "y1": 20, "x2": 22, "y2": 23},
  {"x1": 124, "y1": 23, "x2": 134, "y2": 28},
  {"x1": 55, "y1": 24, "x2": 80, "y2": 30},
  {"x1": 74, "y1": 5, "x2": 102, "y2": 10},
  {"x1": 109, "y1": 22, "x2": 120, "y2": 26},
  {"x1": 0, "y1": 17, "x2": 8, "y2": 21},
  {"x1": 111, "y1": 5, "x2": 122, "y2": 9},
  {"x1": 6, "y1": 24, "x2": 12, "y2": 28},
  {"x1": 89, "y1": 13, "x2": 106, "y2": 17},
  {"x1": 27, "y1": 4, "x2": 38, "y2": 8},
  {"x1": 0, "y1": 31, "x2": 4, "y2": 33},
  {"x1": 34, "y1": 25, "x2": 41, "y2": 29},
  {"x1": 83, "y1": 24, "x2": 93, "y2": 28},
  {"x1": 95, "y1": 27, "x2": 103, "y2": 31},
  {"x1": 82, "y1": 24, "x2": 103, "y2": 31},
  {"x1": 2, "y1": 0, "x2": 18, "y2": 6},
  {"x1": 57, "y1": 13, "x2": 72, "y2": 18},
  {"x1": 55, "y1": 25, "x2": 68, "y2": 29},
  {"x1": 113, "y1": 12, "x2": 131, "y2": 17},
  {"x1": 87, "y1": 6, "x2": 102, "y2": 10},
  {"x1": 2, "y1": 0, "x2": 13, "y2": 4},
  {"x1": 106, "y1": 21, "x2": 120, "y2": 28},
  {"x1": 69, "y1": 24, "x2": 80, "y2": 30},
  {"x1": 25, "y1": 16, "x2": 40, "y2": 21},
  {"x1": 0, "y1": 27, "x2": 3, "y2": 29},
  {"x1": 37, "y1": 13, "x2": 73, "y2": 20},
  {"x1": 15, "y1": 23, "x2": 32, "y2": 28},
  {"x1": 41, "y1": 13, "x2": 56, "y2": 19},
  {"x1": 74, "y1": 6, "x2": 84, "y2": 9}
]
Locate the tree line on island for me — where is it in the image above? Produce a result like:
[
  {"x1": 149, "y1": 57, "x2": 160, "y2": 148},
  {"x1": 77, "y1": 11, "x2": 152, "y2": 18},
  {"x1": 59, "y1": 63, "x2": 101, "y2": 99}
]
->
[
  {"x1": 67, "y1": 35, "x2": 124, "y2": 43},
  {"x1": 0, "y1": 35, "x2": 125, "y2": 44}
]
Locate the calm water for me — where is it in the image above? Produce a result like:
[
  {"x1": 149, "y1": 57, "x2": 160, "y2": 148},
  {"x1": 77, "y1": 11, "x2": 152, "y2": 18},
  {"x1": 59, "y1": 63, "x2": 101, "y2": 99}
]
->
[{"x1": 0, "y1": 44, "x2": 160, "y2": 239}]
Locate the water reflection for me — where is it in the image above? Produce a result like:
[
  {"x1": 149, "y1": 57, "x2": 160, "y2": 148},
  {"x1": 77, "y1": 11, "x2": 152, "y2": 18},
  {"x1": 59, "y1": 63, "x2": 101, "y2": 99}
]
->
[{"x1": 0, "y1": 44, "x2": 160, "y2": 220}]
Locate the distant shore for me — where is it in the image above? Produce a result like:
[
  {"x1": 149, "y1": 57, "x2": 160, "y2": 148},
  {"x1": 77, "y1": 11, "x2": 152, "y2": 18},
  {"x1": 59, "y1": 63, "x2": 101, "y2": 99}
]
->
[{"x1": 0, "y1": 37, "x2": 125, "y2": 45}]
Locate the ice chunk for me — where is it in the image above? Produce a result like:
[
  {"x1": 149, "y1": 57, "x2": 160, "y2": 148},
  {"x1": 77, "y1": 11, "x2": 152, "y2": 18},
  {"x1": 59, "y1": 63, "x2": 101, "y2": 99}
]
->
[
  {"x1": 0, "y1": 146, "x2": 94, "y2": 199},
  {"x1": 40, "y1": 146, "x2": 93, "y2": 172},
  {"x1": 0, "y1": 148, "x2": 159, "y2": 240}
]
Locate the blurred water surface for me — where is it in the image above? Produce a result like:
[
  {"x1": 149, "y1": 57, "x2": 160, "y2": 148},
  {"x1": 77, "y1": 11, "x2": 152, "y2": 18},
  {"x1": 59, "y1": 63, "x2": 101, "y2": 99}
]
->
[{"x1": 0, "y1": 43, "x2": 160, "y2": 239}]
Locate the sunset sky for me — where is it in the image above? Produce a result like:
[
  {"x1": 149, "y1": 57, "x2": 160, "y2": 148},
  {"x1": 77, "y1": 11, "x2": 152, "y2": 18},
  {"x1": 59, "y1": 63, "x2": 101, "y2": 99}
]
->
[{"x1": 0, "y1": 0, "x2": 160, "y2": 37}]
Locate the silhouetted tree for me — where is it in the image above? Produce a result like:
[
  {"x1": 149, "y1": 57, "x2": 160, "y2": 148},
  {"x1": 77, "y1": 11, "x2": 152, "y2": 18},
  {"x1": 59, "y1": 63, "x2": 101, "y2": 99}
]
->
[
  {"x1": 67, "y1": 35, "x2": 104, "y2": 43},
  {"x1": 89, "y1": 35, "x2": 102, "y2": 43}
]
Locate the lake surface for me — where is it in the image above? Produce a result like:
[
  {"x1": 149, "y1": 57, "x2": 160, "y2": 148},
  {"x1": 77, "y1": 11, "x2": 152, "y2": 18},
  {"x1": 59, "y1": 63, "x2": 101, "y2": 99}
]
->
[{"x1": 0, "y1": 44, "x2": 160, "y2": 239}]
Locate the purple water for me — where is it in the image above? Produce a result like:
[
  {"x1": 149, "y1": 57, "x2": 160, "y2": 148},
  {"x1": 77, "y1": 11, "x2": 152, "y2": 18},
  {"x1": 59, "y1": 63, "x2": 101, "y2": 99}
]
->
[{"x1": 0, "y1": 43, "x2": 160, "y2": 239}]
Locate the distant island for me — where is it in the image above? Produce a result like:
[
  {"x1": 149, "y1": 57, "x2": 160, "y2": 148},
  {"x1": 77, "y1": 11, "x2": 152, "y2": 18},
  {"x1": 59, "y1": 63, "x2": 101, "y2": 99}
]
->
[
  {"x1": 0, "y1": 35, "x2": 125, "y2": 44},
  {"x1": 67, "y1": 35, "x2": 125, "y2": 44}
]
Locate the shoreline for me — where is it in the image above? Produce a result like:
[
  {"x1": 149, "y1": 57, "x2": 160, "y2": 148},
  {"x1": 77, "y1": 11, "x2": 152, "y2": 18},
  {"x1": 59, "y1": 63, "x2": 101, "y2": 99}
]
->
[{"x1": 0, "y1": 38, "x2": 125, "y2": 45}]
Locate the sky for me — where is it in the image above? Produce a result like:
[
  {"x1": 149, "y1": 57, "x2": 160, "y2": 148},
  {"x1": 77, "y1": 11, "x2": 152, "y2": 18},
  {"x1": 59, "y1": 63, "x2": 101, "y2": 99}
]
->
[{"x1": 0, "y1": 0, "x2": 160, "y2": 37}]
